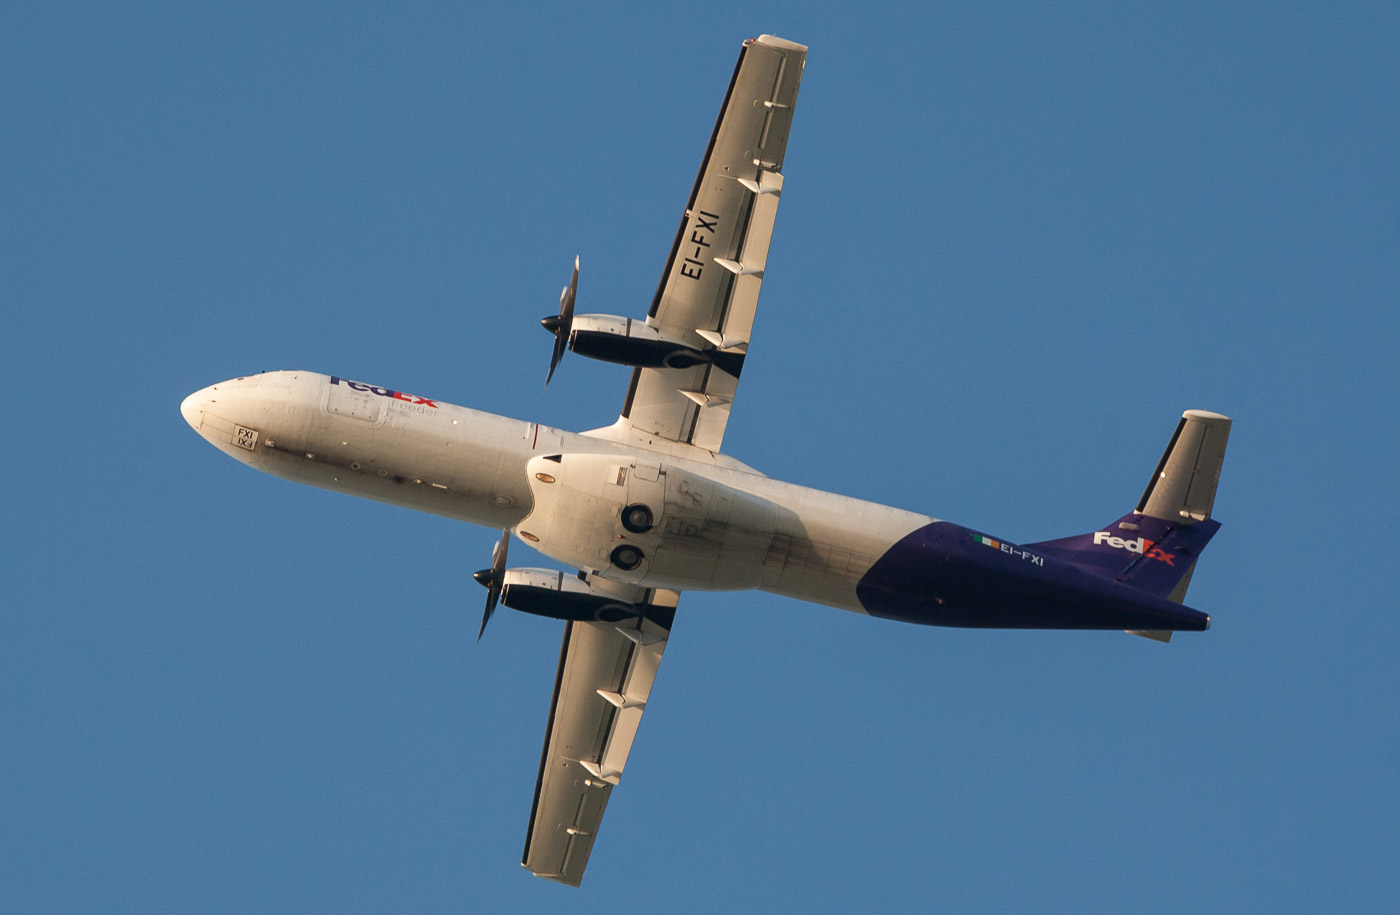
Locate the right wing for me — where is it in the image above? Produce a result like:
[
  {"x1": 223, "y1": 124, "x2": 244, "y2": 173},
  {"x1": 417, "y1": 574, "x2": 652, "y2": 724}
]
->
[
  {"x1": 523, "y1": 33, "x2": 807, "y2": 886},
  {"x1": 520, "y1": 589, "x2": 679, "y2": 886}
]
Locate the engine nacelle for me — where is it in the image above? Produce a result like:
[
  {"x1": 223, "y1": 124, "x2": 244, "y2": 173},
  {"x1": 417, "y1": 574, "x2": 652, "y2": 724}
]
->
[
  {"x1": 517, "y1": 452, "x2": 776, "y2": 590},
  {"x1": 499, "y1": 568, "x2": 669, "y2": 623},
  {"x1": 568, "y1": 314, "x2": 745, "y2": 377}
]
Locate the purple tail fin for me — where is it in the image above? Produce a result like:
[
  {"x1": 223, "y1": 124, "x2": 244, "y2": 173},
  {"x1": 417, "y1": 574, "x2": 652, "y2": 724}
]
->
[
  {"x1": 1029, "y1": 409, "x2": 1232, "y2": 604},
  {"x1": 1028, "y1": 513, "x2": 1221, "y2": 600}
]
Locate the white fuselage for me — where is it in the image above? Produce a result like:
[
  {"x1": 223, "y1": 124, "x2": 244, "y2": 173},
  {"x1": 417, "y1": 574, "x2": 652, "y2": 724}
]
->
[{"x1": 180, "y1": 371, "x2": 934, "y2": 614}]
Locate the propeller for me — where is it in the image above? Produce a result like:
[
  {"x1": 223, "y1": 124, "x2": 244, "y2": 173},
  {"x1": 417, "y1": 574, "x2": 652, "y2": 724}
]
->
[
  {"x1": 472, "y1": 530, "x2": 510, "y2": 641},
  {"x1": 541, "y1": 255, "x2": 579, "y2": 386}
]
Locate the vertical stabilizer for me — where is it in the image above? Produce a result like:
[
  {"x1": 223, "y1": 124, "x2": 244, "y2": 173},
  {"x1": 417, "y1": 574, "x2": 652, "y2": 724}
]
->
[
  {"x1": 1027, "y1": 410, "x2": 1232, "y2": 640},
  {"x1": 1137, "y1": 410, "x2": 1232, "y2": 524}
]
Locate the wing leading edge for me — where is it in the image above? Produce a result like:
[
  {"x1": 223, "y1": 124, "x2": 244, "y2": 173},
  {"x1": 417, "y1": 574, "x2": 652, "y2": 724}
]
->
[
  {"x1": 614, "y1": 34, "x2": 807, "y2": 454},
  {"x1": 521, "y1": 590, "x2": 679, "y2": 886}
]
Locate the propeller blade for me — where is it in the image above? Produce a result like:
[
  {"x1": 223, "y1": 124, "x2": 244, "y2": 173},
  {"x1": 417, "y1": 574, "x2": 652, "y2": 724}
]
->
[
  {"x1": 474, "y1": 530, "x2": 510, "y2": 641},
  {"x1": 562, "y1": 255, "x2": 578, "y2": 320},
  {"x1": 546, "y1": 331, "x2": 567, "y2": 387},
  {"x1": 542, "y1": 256, "x2": 579, "y2": 387},
  {"x1": 476, "y1": 588, "x2": 498, "y2": 641}
]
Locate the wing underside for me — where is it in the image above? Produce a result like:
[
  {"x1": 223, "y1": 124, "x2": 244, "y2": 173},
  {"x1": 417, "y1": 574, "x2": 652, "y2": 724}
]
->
[
  {"x1": 522, "y1": 33, "x2": 808, "y2": 887},
  {"x1": 521, "y1": 592, "x2": 678, "y2": 886},
  {"x1": 617, "y1": 34, "x2": 807, "y2": 454}
]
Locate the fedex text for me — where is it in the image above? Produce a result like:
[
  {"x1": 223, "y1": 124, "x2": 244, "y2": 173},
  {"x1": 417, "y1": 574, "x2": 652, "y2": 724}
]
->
[
  {"x1": 1093, "y1": 531, "x2": 1176, "y2": 565},
  {"x1": 330, "y1": 376, "x2": 438, "y2": 408}
]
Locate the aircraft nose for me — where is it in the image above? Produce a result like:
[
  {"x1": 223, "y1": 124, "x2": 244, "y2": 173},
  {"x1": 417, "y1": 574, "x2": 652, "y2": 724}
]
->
[{"x1": 180, "y1": 389, "x2": 207, "y2": 431}]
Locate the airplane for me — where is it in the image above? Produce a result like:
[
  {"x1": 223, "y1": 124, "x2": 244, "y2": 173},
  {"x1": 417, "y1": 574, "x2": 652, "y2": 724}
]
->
[{"x1": 179, "y1": 34, "x2": 1232, "y2": 887}]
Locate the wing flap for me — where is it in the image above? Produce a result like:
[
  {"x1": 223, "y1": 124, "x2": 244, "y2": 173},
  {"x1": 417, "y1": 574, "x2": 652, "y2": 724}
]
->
[{"x1": 521, "y1": 589, "x2": 678, "y2": 887}]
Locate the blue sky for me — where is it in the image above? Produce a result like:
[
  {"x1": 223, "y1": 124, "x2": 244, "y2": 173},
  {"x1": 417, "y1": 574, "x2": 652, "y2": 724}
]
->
[{"x1": 5, "y1": 2, "x2": 1398, "y2": 911}]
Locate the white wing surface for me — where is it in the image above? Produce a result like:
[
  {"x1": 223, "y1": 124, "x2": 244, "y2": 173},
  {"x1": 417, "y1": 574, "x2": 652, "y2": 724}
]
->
[
  {"x1": 616, "y1": 34, "x2": 807, "y2": 454},
  {"x1": 521, "y1": 592, "x2": 679, "y2": 886},
  {"x1": 524, "y1": 34, "x2": 806, "y2": 886}
]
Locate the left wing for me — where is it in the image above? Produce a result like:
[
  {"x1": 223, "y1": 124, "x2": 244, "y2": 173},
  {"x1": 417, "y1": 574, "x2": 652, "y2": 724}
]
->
[
  {"x1": 521, "y1": 589, "x2": 679, "y2": 886},
  {"x1": 614, "y1": 34, "x2": 807, "y2": 454},
  {"x1": 523, "y1": 34, "x2": 807, "y2": 886}
]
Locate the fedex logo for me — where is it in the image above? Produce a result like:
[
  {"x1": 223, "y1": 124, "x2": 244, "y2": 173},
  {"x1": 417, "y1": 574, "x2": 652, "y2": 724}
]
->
[
  {"x1": 330, "y1": 376, "x2": 438, "y2": 408},
  {"x1": 1092, "y1": 531, "x2": 1175, "y2": 565}
]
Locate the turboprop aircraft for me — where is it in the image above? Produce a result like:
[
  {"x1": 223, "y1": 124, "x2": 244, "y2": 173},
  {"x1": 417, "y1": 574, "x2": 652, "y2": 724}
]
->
[{"x1": 180, "y1": 34, "x2": 1232, "y2": 887}]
